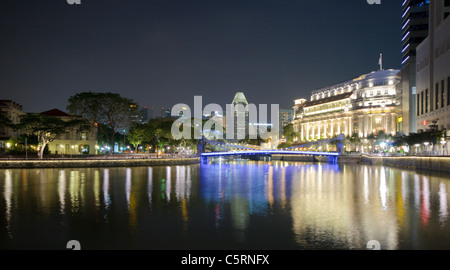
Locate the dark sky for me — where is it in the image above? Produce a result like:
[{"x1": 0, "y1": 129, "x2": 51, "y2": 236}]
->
[{"x1": 0, "y1": 0, "x2": 402, "y2": 114}]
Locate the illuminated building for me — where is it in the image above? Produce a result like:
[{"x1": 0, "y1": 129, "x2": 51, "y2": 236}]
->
[
  {"x1": 279, "y1": 109, "x2": 294, "y2": 130},
  {"x1": 292, "y1": 69, "x2": 401, "y2": 142},
  {"x1": 0, "y1": 100, "x2": 25, "y2": 148},
  {"x1": 399, "y1": 0, "x2": 430, "y2": 134},
  {"x1": 415, "y1": 0, "x2": 450, "y2": 153},
  {"x1": 230, "y1": 92, "x2": 249, "y2": 140},
  {"x1": 40, "y1": 109, "x2": 98, "y2": 155}
]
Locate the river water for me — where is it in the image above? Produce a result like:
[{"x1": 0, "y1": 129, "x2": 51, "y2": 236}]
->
[{"x1": 1, "y1": 160, "x2": 450, "y2": 250}]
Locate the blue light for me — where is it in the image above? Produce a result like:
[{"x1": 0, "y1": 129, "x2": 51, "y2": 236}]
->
[{"x1": 201, "y1": 150, "x2": 340, "y2": 157}]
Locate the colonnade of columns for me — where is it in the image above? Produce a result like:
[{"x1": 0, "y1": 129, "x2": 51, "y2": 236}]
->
[
  {"x1": 300, "y1": 117, "x2": 352, "y2": 141},
  {"x1": 298, "y1": 113, "x2": 397, "y2": 141}
]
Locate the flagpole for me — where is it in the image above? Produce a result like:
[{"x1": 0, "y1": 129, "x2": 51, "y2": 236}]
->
[{"x1": 379, "y1": 53, "x2": 383, "y2": 70}]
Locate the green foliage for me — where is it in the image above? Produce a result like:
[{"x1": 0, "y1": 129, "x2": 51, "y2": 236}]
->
[
  {"x1": 67, "y1": 92, "x2": 138, "y2": 150},
  {"x1": 277, "y1": 142, "x2": 291, "y2": 149},
  {"x1": 281, "y1": 123, "x2": 299, "y2": 142},
  {"x1": 402, "y1": 129, "x2": 446, "y2": 146},
  {"x1": 127, "y1": 123, "x2": 152, "y2": 152},
  {"x1": 17, "y1": 113, "x2": 89, "y2": 159},
  {"x1": 0, "y1": 110, "x2": 12, "y2": 128}
]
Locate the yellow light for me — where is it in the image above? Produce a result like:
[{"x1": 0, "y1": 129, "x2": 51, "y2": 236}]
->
[
  {"x1": 398, "y1": 116, "x2": 403, "y2": 123},
  {"x1": 6, "y1": 143, "x2": 11, "y2": 148}
]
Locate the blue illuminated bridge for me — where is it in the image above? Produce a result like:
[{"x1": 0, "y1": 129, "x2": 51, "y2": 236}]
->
[{"x1": 199, "y1": 134, "x2": 352, "y2": 164}]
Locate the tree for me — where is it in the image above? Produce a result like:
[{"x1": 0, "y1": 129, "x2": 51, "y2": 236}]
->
[
  {"x1": 0, "y1": 110, "x2": 12, "y2": 129},
  {"x1": 281, "y1": 123, "x2": 299, "y2": 142},
  {"x1": 67, "y1": 92, "x2": 138, "y2": 154},
  {"x1": 17, "y1": 113, "x2": 89, "y2": 159},
  {"x1": 127, "y1": 124, "x2": 151, "y2": 153},
  {"x1": 277, "y1": 142, "x2": 291, "y2": 149}
]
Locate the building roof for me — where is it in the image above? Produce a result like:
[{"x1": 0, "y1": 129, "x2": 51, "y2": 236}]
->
[
  {"x1": 0, "y1": 100, "x2": 23, "y2": 110},
  {"x1": 311, "y1": 69, "x2": 400, "y2": 95},
  {"x1": 304, "y1": 92, "x2": 353, "y2": 108},
  {"x1": 231, "y1": 92, "x2": 248, "y2": 105},
  {"x1": 40, "y1": 108, "x2": 71, "y2": 117}
]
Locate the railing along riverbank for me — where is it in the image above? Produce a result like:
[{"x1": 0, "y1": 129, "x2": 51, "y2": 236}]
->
[
  {"x1": 0, "y1": 154, "x2": 200, "y2": 169},
  {"x1": 273, "y1": 153, "x2": 450, "y2": 174},
  {"x1": 360, "y1": 154, "x2": 450, "y2": 173}
]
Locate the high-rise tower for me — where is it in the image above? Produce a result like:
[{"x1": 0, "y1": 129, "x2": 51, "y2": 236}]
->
[
  {"x1": 399, "y1": 0, "x2": 430, "y2": 134},
  {"x1": 231, "y1": 92, "x2": 249, "y2": 140}
]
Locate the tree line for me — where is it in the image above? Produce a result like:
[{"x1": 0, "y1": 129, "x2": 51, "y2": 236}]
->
[
  {"x1": 277, "y1": 123, "x2": 447, "y2": 154},
  {"x1": 0, "y1": 92, "x2": 196, "y2": 158}
]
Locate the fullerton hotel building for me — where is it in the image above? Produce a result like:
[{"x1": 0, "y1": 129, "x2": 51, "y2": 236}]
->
[{"x1": 292, "y1": 69, "x2": 401, "y2": 142}]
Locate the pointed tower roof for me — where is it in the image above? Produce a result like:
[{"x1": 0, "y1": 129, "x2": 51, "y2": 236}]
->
[
  {"x1": 40, "y1": 108, "x2": 70, "y2": 117},
  {"x1": 231, "y1": 92, "x2": 248, "y2": 106}
]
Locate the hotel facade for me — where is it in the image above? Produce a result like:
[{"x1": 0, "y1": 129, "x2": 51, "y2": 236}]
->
[{"x1": 292, "y1": 69, "x2": 401, "y2": 142}]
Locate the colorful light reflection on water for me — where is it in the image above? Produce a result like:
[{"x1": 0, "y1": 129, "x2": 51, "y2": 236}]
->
[{"x1": 1, "y1": 160, "x2": 450, "y2": 250}]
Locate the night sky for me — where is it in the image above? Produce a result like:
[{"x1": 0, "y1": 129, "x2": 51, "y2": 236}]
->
[{"x1": 0, "y1": 0, "x2": 402, "y2": 114}]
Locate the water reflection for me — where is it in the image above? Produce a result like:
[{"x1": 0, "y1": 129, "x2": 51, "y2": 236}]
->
[
  {"x1": 147, "y1": 167, "x2": 152, "y2": 208},
  {"x1": 58, "y1": 170, "x2": 66, "y2": 215},
  {"x1": 4, "y1": 170, "x2": 12, "y2": 239},
  {"x1": 200, "y1": 160, "x2": 450, "y2": 249},
  {"x1": 439, "y1": 182, "x2": 448, "y2": 227},
  {"x1": 0, "y1": 162, "x2": 450, "y2": 249},
  {"x1": 103, "y1": 169, "x2": 110, "y2": 211}
]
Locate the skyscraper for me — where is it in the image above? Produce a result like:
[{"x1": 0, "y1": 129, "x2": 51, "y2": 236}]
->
[
  {"x1": 279, "y1": 109, "x2": 294, "y2": 131},
  {"x1": 230, "y1": 92, "x2": 249, "y2": 140},
  {"x1": 399, "y1": 0, "x2": 430, "y2": 134}
]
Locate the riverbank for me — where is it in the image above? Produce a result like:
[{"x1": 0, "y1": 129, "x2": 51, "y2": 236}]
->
[
  {"x1": 274, "y1": 153, "x2": 450, "y2": 173},
  {"x1": 272, "y1": 154, "x2": 362, "y2": 163},
  {"x1": 0, "y1": 157, "x2": 200, "y2": 169},
  {"x1": 360, "y1": 155, "x2": 450, "y2": 173}
]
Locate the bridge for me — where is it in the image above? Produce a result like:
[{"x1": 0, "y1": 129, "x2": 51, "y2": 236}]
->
[{"x1": 199, "y1": 134, "x2": 353, "y2": 164}]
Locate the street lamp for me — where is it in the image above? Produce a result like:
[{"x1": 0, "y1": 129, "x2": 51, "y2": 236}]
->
[
  {"x1": 440, "y1": 140, "x2": 447, "y2": 155},
  {"x1": 155, "y1": 134, "x2": 159, "y2": 158},
  {"x1": 123, "y1": 129, "x2": 126, "y2": 153}
]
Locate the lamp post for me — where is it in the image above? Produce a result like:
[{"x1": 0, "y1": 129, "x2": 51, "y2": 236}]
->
[
  {"x1": 123, "y1": 129, "x2": 126, "y2": 153},
  {"x1": 155, "y1": 134, "x2": 159, "y2": 158},
  {"x1": 25, "y1": 136, "x2": 28, "y2": 160}
]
